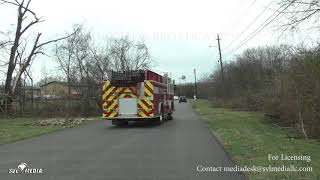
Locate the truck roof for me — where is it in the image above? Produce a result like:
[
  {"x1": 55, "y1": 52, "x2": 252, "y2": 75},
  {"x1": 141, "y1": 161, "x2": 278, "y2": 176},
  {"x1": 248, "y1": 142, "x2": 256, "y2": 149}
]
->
[{"x1": 108, "y1": 69, "x2": 167, "y2": 86}]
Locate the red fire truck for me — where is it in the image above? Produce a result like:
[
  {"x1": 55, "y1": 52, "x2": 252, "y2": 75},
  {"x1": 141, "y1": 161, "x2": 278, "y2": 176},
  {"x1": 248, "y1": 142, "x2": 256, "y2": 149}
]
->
[{"x1": 101, "y1": 69, "x2": 174, "y2": 125}]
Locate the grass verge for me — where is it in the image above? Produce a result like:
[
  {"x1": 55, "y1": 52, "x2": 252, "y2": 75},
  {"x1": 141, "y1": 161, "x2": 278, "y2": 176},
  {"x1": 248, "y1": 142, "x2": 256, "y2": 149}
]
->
[
  {"x1": 0, "y1": 117, "x2": 98, "y2": 145},
  {"x1": 193, "y1": 99, "x2": 320, "y2": 180}
]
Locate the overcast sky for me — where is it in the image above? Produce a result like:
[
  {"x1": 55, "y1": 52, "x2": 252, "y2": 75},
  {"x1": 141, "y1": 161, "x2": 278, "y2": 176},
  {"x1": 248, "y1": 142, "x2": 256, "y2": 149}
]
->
[{"x1": 0, "y1": 0, "x2": 316, "y2": 83}]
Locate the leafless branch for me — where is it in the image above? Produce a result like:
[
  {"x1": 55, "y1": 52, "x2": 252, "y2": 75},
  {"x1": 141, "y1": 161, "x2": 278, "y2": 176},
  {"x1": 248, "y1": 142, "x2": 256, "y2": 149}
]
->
[
  {"x1": 0, "y1": 41, "x2": 12, "y2": 47},
  {"x1": 294, "y1": 85, "x2": 309, "y2": 143},
  {"x1": 0, "y1": 0, "x2": 38, "y2": 19},
  {"x1": 278, "y1": 0, "x2": 320, "y2": 29},
  {"x1": 36, "y1": 32, "x2": 75, "y2": 48}
]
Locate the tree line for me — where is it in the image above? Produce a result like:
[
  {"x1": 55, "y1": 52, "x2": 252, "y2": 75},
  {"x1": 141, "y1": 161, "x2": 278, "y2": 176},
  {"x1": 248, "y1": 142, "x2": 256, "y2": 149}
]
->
[
  {"x1": 53, "y1": 24, "x2": 152, "y2": 116},
  {"x1": 179, "y1": 0, "x2": 320, "y2": 140},
  {"x1": 182, "y1": 45, "x2": 319, "y2": 140},
  {"x1": 0, "y1": 0, "x2": 152, "y2": 116}
]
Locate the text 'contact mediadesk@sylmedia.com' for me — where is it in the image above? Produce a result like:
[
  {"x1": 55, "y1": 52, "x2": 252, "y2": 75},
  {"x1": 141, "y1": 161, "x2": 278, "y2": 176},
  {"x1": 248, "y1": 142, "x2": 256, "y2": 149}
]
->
[{"x1": 196, "y1": 154, "x2": 312, "y2": 172}]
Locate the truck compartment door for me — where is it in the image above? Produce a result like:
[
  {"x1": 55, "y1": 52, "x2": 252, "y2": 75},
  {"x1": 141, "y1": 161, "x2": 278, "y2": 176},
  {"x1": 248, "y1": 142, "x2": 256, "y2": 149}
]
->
[{"x1": 119, "y1": 98, "x2": 137, "y2": 116}]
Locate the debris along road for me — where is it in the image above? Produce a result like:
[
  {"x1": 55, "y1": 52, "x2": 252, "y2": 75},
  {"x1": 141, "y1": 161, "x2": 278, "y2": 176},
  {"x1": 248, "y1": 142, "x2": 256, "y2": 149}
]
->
[{"x1": 0, "y1": 102, "x2": 245, "y2": 180}]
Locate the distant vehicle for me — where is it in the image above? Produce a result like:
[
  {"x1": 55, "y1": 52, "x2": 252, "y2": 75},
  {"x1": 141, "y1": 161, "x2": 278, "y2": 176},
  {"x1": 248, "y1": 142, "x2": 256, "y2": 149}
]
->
[
  {"x1": 174, "y1": 96, "x2": 179, "y2": 100},
  {"x1": 101, "y1": 69, "x2": 175, "y2": 125},
  {"x1": 43, "y1": 94, "x2": 61, "y2": 99},
  {"x1": 179, "y1": 96, "x2": 187, "y2": 103},
  {"x1": 33, "y1": 95, "x2": 42, "y2": 100}
]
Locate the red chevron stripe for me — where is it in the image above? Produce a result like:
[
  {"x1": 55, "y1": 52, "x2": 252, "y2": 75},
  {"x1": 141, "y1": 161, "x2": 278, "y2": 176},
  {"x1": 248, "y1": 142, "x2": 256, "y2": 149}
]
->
[
  {"x1": 102, "y1": 83, "x2": 111, "y2": 94},
  {"x1": 101, "y1": 81, "x2": 106, "y2": 88},
  {"x1": 103, "y1": 111, "x2": 112, "y2": 117},
  {"x1": 145, "y1": 83, "x2": 153, "y2": 95},
  {"x1": 103, "y1": 101, "x2": 113, "y2": 109},
  {"x1": 102, "y1": 88, "x2": 112, "y2": 104},
  {"x1": 138, "y1": 99, "x2": 152, "y2": 109},
  {"x1": 145, "y1": 111, "x2": 152, "y2": 116},
  {"x1": 103, "y1": 99, "x2": 119, "y2": 109},
  {"x1": 137, "y1": 110, "x2": 152, "y2": 117},
  {"x1": 119, "y1": 87, "x2": 137, "y2": 98},
  {"x1": 102, "y1": 97, "x2": 113, "y2": 106},
  {"x1": 129, "y1": 87, "x2": 135, "y2": 93},
  {"x1": 119, "y1": 87, "x2": 127, "y2": 94},
  {"x1": 104, "y1": 87, "x2": 117, "y2": 102},
  {"x1": 141, "y1": 99, "x2": 152, "y2": 108},
  {"x1": 102, "y1": 81, "x2": 109, "y2": 88}
]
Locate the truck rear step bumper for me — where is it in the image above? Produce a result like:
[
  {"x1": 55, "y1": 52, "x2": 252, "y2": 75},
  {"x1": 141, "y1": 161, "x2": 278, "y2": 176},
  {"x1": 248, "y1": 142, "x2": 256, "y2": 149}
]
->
[{"x1": 103, "y1": 116, "x2": 159, "y2": 120}]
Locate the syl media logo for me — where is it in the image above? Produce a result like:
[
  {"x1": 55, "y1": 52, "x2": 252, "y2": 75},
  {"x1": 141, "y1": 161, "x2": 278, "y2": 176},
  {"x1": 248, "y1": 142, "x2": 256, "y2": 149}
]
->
[{"x1": 8, "y1": 162, "x2": 43, "y2": 174}]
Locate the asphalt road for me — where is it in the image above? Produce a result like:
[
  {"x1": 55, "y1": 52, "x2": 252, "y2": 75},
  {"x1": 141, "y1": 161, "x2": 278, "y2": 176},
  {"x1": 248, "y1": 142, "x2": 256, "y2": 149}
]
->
[{"x1": 0, "y1": 102, "x2": 245, "y2": 180}]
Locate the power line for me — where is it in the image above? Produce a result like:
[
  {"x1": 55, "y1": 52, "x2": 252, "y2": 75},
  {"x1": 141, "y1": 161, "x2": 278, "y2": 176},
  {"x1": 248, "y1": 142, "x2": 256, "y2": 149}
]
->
[
  {"x1": 249, "y1": 0, "x2": 258, "y2": 8},
  {"x1": 220, "y1": 0, "x2": 260, "y2": 36},
  {"x1": 223, "y1": 2, "x2": 294, "y2": 56},
  {"x1": 223, "y1": 1, "x2": 274, "y2": 52},
  {"x1": 223, "y1": 2, "x2": 294, "y2": 57}
]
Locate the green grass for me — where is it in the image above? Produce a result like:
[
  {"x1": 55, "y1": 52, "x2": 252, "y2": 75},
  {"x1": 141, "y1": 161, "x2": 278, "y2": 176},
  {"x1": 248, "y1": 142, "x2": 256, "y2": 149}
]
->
[
  {"x1": 0, "y1": 118, "x2": 61, "y2": 144},
  {"x1": 193, "y1": 99, "x2": 320, "y2": 180},
  {"x1": 0, "y1": 117, "x2": 98, "y2": 145}
]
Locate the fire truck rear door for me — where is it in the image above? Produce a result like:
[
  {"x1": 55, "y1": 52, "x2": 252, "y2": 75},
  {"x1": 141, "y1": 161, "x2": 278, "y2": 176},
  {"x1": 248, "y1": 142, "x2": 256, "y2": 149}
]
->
[{"x1": 119, "y1": 98, "x2": 137, "y2": 116}]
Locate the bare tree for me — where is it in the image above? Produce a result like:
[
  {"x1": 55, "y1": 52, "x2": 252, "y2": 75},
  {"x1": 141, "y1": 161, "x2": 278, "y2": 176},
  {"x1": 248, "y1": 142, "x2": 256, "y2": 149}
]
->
[
  {"x1": 55, "y1": 27, "x2": 80, "y2": 97},
  {"x1": 1, "y1": 0, "x2": 73, "y2": 104},
  {"x1": 108, "y1": 36, "x2": 152, "y2": 71},
  {"x1": 54, "y1": 26, "x2": 153, "y2": 116},
  {"x1": 54, "y1": 24, "x2": 93, "y2": 116},
  {"x1": 89, "y1": 46, "x2": 111, "y2": 82},
  {"x1": 278, "y1": 0, "x2": 320, "y2": 30},
  {"x1": 0, "y1": 31, "x2": 12, "y2": 77}
]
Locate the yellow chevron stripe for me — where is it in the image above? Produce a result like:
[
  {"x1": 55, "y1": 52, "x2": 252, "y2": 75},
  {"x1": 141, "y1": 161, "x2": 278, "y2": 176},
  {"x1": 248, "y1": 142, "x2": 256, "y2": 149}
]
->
[
  {"x1": 124, "y1": 88, "x2": 132, "y2": 92},
  {"x1": 116, "y1": 87, "x2": 123, "y2": 93},
  {"x1": 102, "y1": 90, "x2": 108, "y2": 100},
  {"x1": 118, "y1": 87, "x2": 137, "y2": 98},
  {"x1": 103, "y1": 101, "x2": 111, "y2": 111},
  {"x1": 109, "y1": 111, "x2": 118, "y2": 117},
  {"x1": 107, "y1": 101, "x2": 118, "y2": 112},
  {"x1": 102, "y1": 94, "x2": 107, "y2": 101},
  {"x1": 144, "y1": 81, "x2": 153, "y2": 97},
  {"x1": 145, "y1": 81, "x2": 154, "y2": 90},
  {"x1": 102, "y1": 82, "x2": 110, "y2": 100},
  {"x1": 107, "y1": 93, "x2": 117, "y2": 101},
  {"x1": 144, "y1": 88, "x2": 153, "y2": 97},
  {"x1": 138, "y1": 99, "x2": 149, "y2": 111},
  {"x1": 104, "y1": 86, "x2": 114, "y2": 99},
  {"x1": 144, "y1": 97, "x2": 153, "y2": 107},
  {"x1": 138, "y1": 111, "x2": 147, "y2": 117},
  {"x1": 102, "y1": 81, "x2": 110, "y2": 90}
]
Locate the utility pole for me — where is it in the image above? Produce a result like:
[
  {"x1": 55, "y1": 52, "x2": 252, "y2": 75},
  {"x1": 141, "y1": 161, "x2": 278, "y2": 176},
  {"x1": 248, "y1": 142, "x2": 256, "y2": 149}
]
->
[
  {"x1": 217, "y1": 34, "x2": 225, "y2": 103},
  {"x1": 194, "y1": 68, "x2": 197, "y2": 99},
  {"x1": 217, "y1": 34, "x2": 224, "y2": 83},
  {"x1": 179, "y1": 77, "x2": 182, "y2": 96}
]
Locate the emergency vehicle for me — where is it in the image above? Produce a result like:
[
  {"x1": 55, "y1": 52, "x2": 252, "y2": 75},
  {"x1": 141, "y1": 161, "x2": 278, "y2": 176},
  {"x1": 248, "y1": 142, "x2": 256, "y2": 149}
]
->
[{"x1": 101, "y1": 69, "x2": 174, "y2": 125}]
